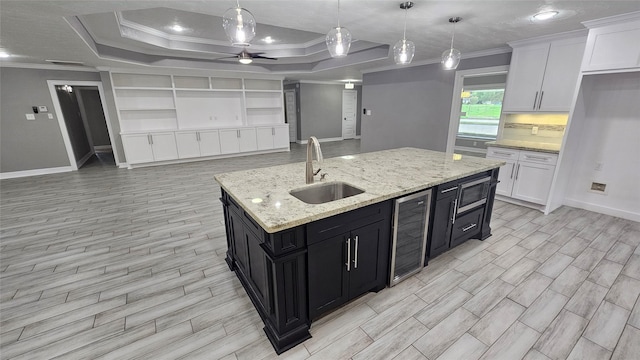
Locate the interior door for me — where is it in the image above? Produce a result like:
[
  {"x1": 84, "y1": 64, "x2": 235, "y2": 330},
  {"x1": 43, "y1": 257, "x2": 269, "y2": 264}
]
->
[
  {"x1": 342, "y1": 90, "x2": 357, "y2": 139},
  {"x1": 284, "y1": 90, "x2": 297, "y2": 142}
]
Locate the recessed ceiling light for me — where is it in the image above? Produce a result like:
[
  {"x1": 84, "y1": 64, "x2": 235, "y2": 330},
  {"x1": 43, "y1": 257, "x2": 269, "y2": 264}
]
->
[
  {"x1": 533, "y1": 11, "x2": 559, "y2": 21},
  {"x1": 170, "y1": 24, "x2": 185, "y2": 32},
  {"x1": 262, "y1": 36, "x2": 275, "y2": 44},
  {"x1": 0, "y1": 51, "x2": 10, "y2": 58}
]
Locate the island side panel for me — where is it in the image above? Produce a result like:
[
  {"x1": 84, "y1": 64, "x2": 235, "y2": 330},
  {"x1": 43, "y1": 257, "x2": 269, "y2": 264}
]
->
[
  {"x1": 220, "y1": 188, "x2": 311, "y2": 354},
  {"x1": 481, "y1": 167, "x2": 500, "y2": 240}
]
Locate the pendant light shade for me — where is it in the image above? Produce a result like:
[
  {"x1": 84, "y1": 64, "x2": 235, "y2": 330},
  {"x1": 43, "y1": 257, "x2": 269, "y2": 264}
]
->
[
  {"x1": 394, "y1": 2, "x2": 415, "y2": 65},
  {"x1": 222, "y1": 1, "x2": 256, "y2": 46},
  {"x1": 326, "y1": 0, "x2": 351, "y2": 58},
  {"x1": 394, "y1": 39, "x2": 415, "y2": 65},
  {"x1": 442, "y1": 17, "x2": 462, "y2": 70}
]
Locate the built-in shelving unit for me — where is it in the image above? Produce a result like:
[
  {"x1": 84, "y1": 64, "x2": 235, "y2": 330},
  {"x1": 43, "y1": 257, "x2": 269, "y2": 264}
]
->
[{"x1": 111, "y1": 72, "x2": 288, "y2": 168}]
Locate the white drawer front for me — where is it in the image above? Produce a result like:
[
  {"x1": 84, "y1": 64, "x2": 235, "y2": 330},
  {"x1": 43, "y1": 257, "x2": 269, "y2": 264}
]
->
[
  {"x1": 518, "y1": 151, "x2": 558, "y2": 165},
  {"x1": 487, "y1": 147, "x2": 519, "y2": 160}
]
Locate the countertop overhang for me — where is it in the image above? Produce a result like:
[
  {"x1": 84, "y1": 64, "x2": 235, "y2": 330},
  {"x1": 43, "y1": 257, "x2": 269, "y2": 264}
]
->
[
  {"x1": 215, "y1": 147, "x2": 505, "y2": 233},
  {"x1": 485, "y1": 140, "x2": 561, "y2": 154}
]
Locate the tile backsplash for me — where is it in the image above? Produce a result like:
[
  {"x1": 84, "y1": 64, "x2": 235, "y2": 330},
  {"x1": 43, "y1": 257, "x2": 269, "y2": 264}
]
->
[{"x1": 502, "y1": 113, "x2": 569, "y2": 144}]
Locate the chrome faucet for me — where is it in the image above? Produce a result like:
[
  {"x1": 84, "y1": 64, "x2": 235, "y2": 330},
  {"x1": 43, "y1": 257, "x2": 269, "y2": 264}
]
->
[{"x1": 306, "y1": 136, "x2": 324, "y2": 184}]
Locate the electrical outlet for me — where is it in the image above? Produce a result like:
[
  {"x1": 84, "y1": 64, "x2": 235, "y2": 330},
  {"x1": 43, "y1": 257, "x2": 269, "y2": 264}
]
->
[
  {"x1": 48, "y1": 113, "x2": 54, "y2": 119},
  {"x1": 531, "y1": 126, "x2": 539, "y2": 135},
  {"x1": 26, "y1": 114, "x2": 36, "y2": 120},
  {"x1": 589, "y1": 182, "x2": 607, "y2": 194}
]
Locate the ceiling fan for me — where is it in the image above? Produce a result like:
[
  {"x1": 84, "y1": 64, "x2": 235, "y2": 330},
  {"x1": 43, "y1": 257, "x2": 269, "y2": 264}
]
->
[{"x1": 218, "y1": 49, "x2": 278, "y2": 64}]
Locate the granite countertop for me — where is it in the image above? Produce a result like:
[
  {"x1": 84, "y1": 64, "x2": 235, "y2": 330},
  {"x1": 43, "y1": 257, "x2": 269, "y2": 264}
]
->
[
  {"x1": 485, "y1": 140, "x2": 561, "y2": 154},
  {"x1": 215, "y1": 147, "x2": 505, "y2": 233}
]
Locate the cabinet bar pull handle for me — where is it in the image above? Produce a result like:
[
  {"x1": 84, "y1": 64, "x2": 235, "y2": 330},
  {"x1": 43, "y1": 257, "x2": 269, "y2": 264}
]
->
[
  {"x1": 538, "y1": 91, "x2": 544, "y2": 110},
  {"x1": 237, "y1": 130, "x2": 240, "y2": 138},
  {"x1": 510, "y1": 164, "x2": 515, "y2": 179},
  {"x1": 462, "y1": 223, "x2": 477, "y2": 232},
  {"x1": 493, "y1": 151, "x2": 513, "y2": 156},
  {"x1": 441, "y1": 186, "x2": 458, "y2": 194},
  {"x1": 345, "y1": 237, "x2": 351, "y2": 272},
  {"x1": 272, "y1": 128, "x2": 275, "y2": 136},
  {"x1": 452, "y1": 198, "x2": 458, "y2": 224},
  {"x1": 354, "y1": 235, "x2": 359, "y2": 269},
  {"x1": 147, "y1": 134, "x2": 151, "y2": 145},
  {"x1": 533, "y1": 91, "x2": 539, "y2": 110},
  {"x1": 525, "y1": 155, "x2": 549, "y2": 161},
  {"x1": 515, "y1": 164, "x2": 521, "y2": 180},
  {"x1": 149, "y1": 135, "x2": 153, "y2": 145}
]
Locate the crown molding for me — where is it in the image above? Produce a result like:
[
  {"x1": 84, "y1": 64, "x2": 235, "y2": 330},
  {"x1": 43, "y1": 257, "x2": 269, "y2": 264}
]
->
[
  {"x1": 0, "y1": 62, "x2": 98, "y2": 72},
  {"x1": 582, "y1": 11, "x2": 640, "y2": 29},
  {"x1": 507, "y1": 29, "x2": 588, "y2": 48}
]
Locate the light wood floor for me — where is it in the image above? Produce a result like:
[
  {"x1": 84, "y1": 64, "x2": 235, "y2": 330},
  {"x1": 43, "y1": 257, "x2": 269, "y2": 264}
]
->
[{"x1": 1, "y1": 140, "x2": 639, "y2": 360}]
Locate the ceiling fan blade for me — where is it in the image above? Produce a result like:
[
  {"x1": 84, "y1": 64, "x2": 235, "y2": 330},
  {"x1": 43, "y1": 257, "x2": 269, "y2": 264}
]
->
[{"x1": 253, "y1": 54, "x2": 278, "y2": 60}]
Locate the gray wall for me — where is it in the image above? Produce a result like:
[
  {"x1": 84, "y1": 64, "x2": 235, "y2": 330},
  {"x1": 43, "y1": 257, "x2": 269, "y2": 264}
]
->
[
  {"x1": 55, "y1": 86, "x2": 92, "y2": 163},
  {"x1": 299, "y1": 83, "x2": 343, "y2": 139},
  {"x1": 297, "y1": 83, "x2": 362, "y2": 140},
  {"x1": 361, "y1": 53, "x2": 512, "y2": 153},
  {"x1": 0, "y1": 67, "x2": 101, "y2": 173},
  {"x1": 77, "y1": 88, "x2": 110, "y2": 147}
]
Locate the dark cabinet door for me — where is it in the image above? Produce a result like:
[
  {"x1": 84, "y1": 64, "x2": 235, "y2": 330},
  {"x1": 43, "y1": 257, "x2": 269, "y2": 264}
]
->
[
  {"x1": 246, "y1": 228, "x2": 270, "y2": 311},
  {"x1": 308, "y1": 232, "x2": 350, "y2": 319},
  {"x1": 229, "y1": 209, "x2": 249, "y2": 272},
  {"x1": 348, "y1": 221, "x2": 385, "y2": 299},
  {"x1": 429, "y1": 198, "x2": 455, "y2": 259}
]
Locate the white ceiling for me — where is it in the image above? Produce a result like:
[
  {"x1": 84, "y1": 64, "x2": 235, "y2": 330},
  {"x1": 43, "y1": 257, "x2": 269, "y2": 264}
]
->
[{"x1": 1, "y1": 1, "x2": 639, "y2": 82}]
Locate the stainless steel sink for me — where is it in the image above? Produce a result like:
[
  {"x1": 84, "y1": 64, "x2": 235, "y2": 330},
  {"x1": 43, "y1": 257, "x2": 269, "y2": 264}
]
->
[{"x1": 290, "y1": 181, "x2": 365, "y2": 204}]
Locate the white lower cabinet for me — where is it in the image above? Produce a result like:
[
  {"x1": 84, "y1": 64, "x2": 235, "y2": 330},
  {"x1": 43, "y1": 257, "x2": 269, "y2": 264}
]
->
[
  {"x1": 220, "y1": 128, "x2": 257, "y2": 154},
  {"x1": 122, "y1": 133, "x2": 178, "y2": 164},
  {"x1": 175, "y1": 132, "x2": 200, "y2": 159},
  {"x1": 486, "y1": 147, "x2": 558, "y2": 205},
  {"x1": 256, "y1": 125, "x2": 290, "y2": 150},
  {"x1": 175, "y1": 130, "x2": 221, "y2": 159},
  {"x1": 123, "y1": 126, "x2": 285, "y2": 167}
]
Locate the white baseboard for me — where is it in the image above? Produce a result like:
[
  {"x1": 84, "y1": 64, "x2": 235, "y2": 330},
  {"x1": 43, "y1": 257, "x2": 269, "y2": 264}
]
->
[
  {"x1": 563, "y1": 198, "x2": 640, "y2": 222},
  {"x1": 298, "y1": 137, "x2": 346, "y2": 145},
  {"x1": 76, "y1": 152, "x2": 94, "y2": 168},
  {"x1": 94, "y1": 145, "x2": 112, "y2": 153},
  {"x1": 118, "y1": 163, "x2": 129, "y2": 169},
  {"x1": 0, "y1": 166, "x2": 74, "y2": 180},
  {"x1": 354, "y1": 135, "x2": 361, "y2": 139}
]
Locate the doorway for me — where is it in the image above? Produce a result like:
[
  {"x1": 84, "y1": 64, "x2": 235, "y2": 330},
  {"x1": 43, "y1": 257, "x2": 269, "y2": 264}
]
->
[
  {"x1": 342, "y1": 90, "x2": 357, "y2": 139},
  {"x1": 284, "y1": 90, "x2": 298, "y2": 143},
  {"x1": 47, "y1": 80, "x2": 119, "y2": 170}
]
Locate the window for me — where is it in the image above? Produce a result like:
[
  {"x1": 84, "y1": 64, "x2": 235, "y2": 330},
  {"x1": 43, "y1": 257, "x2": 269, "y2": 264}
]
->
[{"x1": 457, "y1": 88, "x2": 504, "y2": 139}]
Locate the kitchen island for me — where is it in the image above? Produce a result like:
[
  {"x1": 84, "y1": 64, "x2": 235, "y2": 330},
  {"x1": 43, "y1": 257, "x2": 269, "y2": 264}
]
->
[{"x1": 215, "y1": 147, "x2": 504, "y2": 354}]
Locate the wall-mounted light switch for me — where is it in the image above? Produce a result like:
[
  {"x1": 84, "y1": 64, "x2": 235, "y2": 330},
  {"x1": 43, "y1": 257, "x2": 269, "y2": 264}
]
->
[
  {"x1": 531, "y1": 126, "x2": 539, "y2": 135},
  {"x1": 48, "y1": 113, "x2": 54, "y2": 119},
  {"x1": 26, "y1": 114, "x2": 36, "y2": 120},
  {"x1": 38, "y1": 106, "x2": 48, "y2": 112}
]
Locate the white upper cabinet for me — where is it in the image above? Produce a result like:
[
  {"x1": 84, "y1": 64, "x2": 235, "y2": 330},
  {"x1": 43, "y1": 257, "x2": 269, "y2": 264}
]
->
[
  {"x1": 581, "y1": 16, "x2": 640, "y2": 72},
  {"x1": 503, "y1": 34, "x2": 586, "y2": 112}
]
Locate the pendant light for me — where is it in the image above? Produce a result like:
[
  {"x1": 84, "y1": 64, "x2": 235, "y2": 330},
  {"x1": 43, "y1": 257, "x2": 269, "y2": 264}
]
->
[
  {"x1": 326, "y1": 0, "x2": 352, "y2": 58},
  {"x1": 442, "y1": 17, "x2": 462, "y2": 70},
  {"x1": 393, "y1": 2, "x2": 415, "y2": 65},
  {"x1": 222, "y1": 0, "x2": 256, "y2": 46}
]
